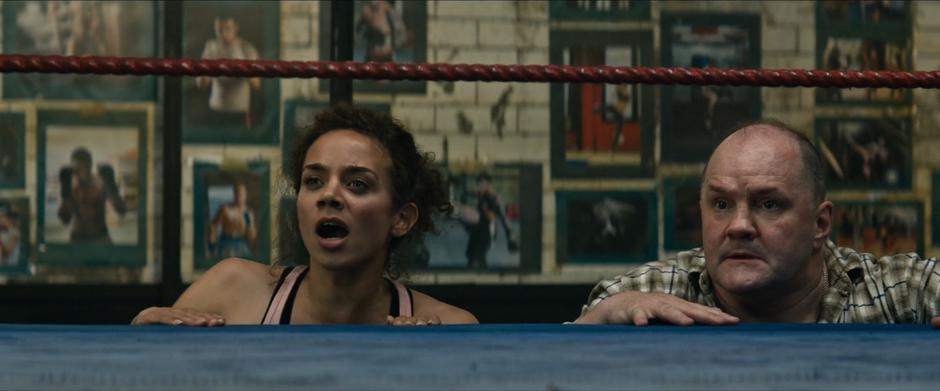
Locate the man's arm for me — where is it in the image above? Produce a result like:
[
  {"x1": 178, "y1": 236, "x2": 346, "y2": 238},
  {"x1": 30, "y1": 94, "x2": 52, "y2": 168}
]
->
[
  {"x1": 57, "y1": 167, "x2": 73, "y2": 224},
  {"x1": 98, "y1": 165, "x2": 126, "y2": 216}
]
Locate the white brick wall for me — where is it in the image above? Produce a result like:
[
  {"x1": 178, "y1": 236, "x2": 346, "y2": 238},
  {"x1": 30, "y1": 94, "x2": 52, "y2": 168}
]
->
[
  {"x1": 764, "y1": 25, "x2": 799, "y2": 52},
  {"x1": 435, "y1": 0, "x2": 517, "y2": 19},
  {"x1": 428, "y1": 19, "x2": 478, "y2": 46}
]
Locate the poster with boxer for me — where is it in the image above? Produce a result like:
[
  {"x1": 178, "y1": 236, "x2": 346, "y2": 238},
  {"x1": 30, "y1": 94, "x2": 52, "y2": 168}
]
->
[
  {"x1": 556, "y1": 189, "x2": 657, "y2": 265},
  {"x1": 0, "y1": 197, "x2": 31, "y2": 274},
  {"x1": 0, "y1": 112, "x2": 27, "y2": 190},
  {"x1": 831, "y1": 199, "x2": 922, "y2": 258},
  {"x1": 815, "y1": 117, "x2": 912, "y2": 190}
]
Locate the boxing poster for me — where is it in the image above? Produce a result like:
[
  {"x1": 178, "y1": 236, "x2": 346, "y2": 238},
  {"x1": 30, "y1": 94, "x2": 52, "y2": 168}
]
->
[
  {"x1": 555, "y1": 190, "x2": 657, "y2": 264},
  {"x1": 660, "y1": 13, "x2": 762, "y2": 163},
  {"x1": 815, "y1": 117, "x2": 912, "y2": 190},
  {"x1": 816, "y1": 1, "x2": 911, "y2": 105},
  {"x1": 319, "y1": 0, "x2": 427, "y2": 94},
  {"x1": 37, "y1": 108, "x2": 150, "y2": 266},
  {"x1": 0, "y1": 197, "x2": 30, "y2": 274},
  {"x1": 2, "y1": 1, "x2": 157, "y2": 101},
  {"x1": 549, "y1": 0, "x2": 650, "y2": 21},
  {"x1": 181, "y1": 0, "x2": 280, "y2": 144},
  {"x1": 549, "y1": 30, "x2": 655, "y2": 178},
  {"x1": 192, "y1": 160, "x2": 270, "y2": 271},
  {"x1": 831, "y1": 199, "x2": 922, "y2": 258}
]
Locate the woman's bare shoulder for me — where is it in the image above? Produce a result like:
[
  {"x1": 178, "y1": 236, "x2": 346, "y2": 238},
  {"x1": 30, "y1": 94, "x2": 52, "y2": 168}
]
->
[
  {"x1": 175, "y1": 258, "x2": 283, "y2": 318},
  {"x1": 409, "y1": 288, "x2": 479, "y2": 324}
]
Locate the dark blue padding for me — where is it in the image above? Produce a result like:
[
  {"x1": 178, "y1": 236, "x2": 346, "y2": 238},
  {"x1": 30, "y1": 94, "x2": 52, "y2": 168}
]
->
[{"x1": 0, "y1": 324, "x2": 938, "y2": 390}]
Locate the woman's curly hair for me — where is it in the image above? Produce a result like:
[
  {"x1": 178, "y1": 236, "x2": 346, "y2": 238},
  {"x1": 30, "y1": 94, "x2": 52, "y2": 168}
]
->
[{"x1": 279, "y1": 104, "x2": 452, "y2": 279}]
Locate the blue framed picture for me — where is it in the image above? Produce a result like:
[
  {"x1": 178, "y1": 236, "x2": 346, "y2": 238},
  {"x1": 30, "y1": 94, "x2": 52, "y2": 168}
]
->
[
  {"x1": 549, "y1": 29, "x2": 655, "y2": 178},
  {"x1": 182, "y1": 0, "x2": 280, "y2": 144},
  {"x1": 319, "y1": 0, "x2": 428, "y2": 94},
  {"x1": 2, "y1": 1, "x2": 157, "y2": 101},
  {"x1": 37, "y1": 108, "x2": 150, "y2": 266},
  {"x1": 660, "y1": 13, "x2": 762, "y2": 163},
  {"x1": 0, "y1": 197, "x2": 30, "y2": 274},
  {"x1": 556, "y1": 190, "x2": 657, "y2": 264},
  {"x1": 832, "y1": 199, "x2": 922, "y2": 258},
  {"x1": 193, "y1": 160, "x2": 271, "y2": 271},
  {"x1": 815, "y1": 117, "x2": 911, "y2": 190},
  {"x1": 0, "y1": 112, "x2": 27, "y2": 190},
  {"x1": 663, "y1": 176, "x2": 702, "y2": 251}
]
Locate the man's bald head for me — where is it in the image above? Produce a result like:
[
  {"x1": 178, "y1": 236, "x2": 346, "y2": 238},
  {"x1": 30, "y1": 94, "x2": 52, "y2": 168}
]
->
[{"x1": 703, "y1": 119, "x2": 826, "y2": 204}]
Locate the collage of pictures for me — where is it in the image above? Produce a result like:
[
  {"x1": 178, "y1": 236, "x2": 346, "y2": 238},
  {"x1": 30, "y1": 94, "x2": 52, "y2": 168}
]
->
[{"x1": 0, "y1": 0, "x2": 933, "y2": 285}]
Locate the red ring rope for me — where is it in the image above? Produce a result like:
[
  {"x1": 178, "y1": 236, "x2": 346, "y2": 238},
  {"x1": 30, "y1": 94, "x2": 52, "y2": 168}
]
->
[{"x1": 0, "y1": 54, "x2": 935, "y2": 88}]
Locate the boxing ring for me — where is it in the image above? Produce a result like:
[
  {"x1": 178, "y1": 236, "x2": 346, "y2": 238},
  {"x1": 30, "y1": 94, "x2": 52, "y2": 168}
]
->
[
  {"x1": 3, "y1": 52, "x2": 940, "y2": 390},
  {"x1": 1, "y1": 324, "x2": 938, "y2": 390}
]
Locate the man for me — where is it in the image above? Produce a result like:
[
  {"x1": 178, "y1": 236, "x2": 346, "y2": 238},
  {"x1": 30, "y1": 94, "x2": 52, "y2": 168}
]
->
[
  {"x1": 575, "y1": 120, "x2": 940, "y2": 327},
  {"x1": 455, "y1": 173, "x2": 517, "y2": 269},
  {"x1": 57, "y1": 147, "x2": 127, "y2": 243},
  {"x1": 208, "y1": 182, "x2": 256, "y2": 259},
  {"x1": 196, "y1": 14, "x2": 261, "y2": 128}
]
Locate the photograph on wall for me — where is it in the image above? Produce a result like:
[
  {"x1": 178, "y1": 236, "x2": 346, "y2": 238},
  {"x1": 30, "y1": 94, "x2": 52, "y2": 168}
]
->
[
  {"x1": 817, "y1": 36, "x2": 911, "y2": 104},
  {"x1": 549, "y1": 0, "x2": 650, "y2": 21},
  {"x1": 663, "y1": 177, "x2": 703, "y2": 251},
  {"x1": 549, "y1": 30, "x2": 654, "y2": 178},
  {"x1": 193, "y1": 161, "x2": 270, "y2": 271},
  {"x1": 556, "y1": 190, "x2": 657, "y2": 264},
  {"x1": 2, "y1": 1, "x2": 157, "y2": 100},
  {"x1": 817, "y1": 1, "x2": 910, "y2": 33},
  {"x1": 815, "y1": 118, "x2": 911, "y2": 190},
  {"x1": 0, "y1": 197, "x2": 30, "y2": 274},
  {"x1": 319, "y1": 0, "x2": 427, "y2": 94},
  {"x1": 832, "y1": 200, "x2": 922, "y2": 258},
  {"x1": 37, "y1": 109, "x2": 149, "y2": 266},
  {"x1": 660, "y1": 13, "x2": 761, "y2": 163},
  {"x1": 0, "y1": 113, "x2": 27, "y2": 190},
  {"x1": 402, "y1": 163, "x2": 542, "y2": 272},
  {"x1": 282, "y1": 101, "x2": 391, "y2": 170},
  {"x1": 182, "y1": 1, "x2": 280, "y2": 144}
]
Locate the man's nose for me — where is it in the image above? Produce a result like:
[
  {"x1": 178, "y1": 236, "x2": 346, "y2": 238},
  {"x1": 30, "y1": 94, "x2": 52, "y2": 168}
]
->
[{"x1": 726, "y1": 206, "x2": 757, "y2": 240}]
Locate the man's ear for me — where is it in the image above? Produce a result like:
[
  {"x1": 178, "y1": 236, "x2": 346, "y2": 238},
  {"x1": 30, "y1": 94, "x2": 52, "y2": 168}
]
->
[
  {"x1": 814, "y1": 200, "x2": 833, "y2": 247},
  {"x1": 391, "y1": 202, "x2": 419, "y2": 238}
]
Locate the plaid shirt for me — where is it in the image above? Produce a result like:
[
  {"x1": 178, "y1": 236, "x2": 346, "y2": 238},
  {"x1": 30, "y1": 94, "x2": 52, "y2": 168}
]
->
[{"x1": 581, "y1": 240, "x2": 940, "y2": 324}]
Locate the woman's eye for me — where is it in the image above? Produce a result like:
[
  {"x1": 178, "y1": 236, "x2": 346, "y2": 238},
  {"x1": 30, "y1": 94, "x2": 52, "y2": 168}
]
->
[{"x1": 347, "y1": 179, "x2": 369, "y2": 191}]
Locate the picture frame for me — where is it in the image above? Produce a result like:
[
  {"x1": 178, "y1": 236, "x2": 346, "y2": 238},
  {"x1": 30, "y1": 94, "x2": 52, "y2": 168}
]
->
[
  {"x1": 556, "y1": 189, "x2": 657, "y2": 264},
  {"x1": 2, "y1": 1, "x2": 158, "y2": 101},
  {"x1": 831, "y1": 199, "x2": 923, "y2": 258},
  {"x1": 663, "y1": 176, "x2": 703, "y2": 251},
  {"x1": 815, "y1": 35, "x2": 912, "y2": 105},
  {"x1": 549, "y1": 30, "x2": 655, "y2": 178},
  {"x1": 816, "y1": 0, "x2": 911, "y2": 38},
  {"x1": 934, "y1": 172, "x2": 940, "y2": 246},
  {"x1": 0, "y1": 112, "x2": 27, "y2": 190},
  {"x1": 181, "y1": 0, "x2": 280, "y2": 144},
  {"x1": 282, "y1": 101, "x2": 391, "y2": 171},
  {"x1": 0, "y1": 197, "x2": 31, "y2": 274},
  {"x1": 549, "y1": 0, "x2": 650, "y2": 21},
  {"x1": 406, "y1": 163, "x2": 543, "y2": 272},
  {"x1": 319, "y1": 0, "x2": 428, "y2": 94},
  {"x1": 815, "y1": 117, "x2": 911, "y2": 190},
  {"x1": 37, "y1": 108, "x2": 151, "y2": 266},
  {"x1": 192, "y1": 160, "x2": 271, "y2": 271},
  {"x1": 660, "y1": 13, "x2": 762, "y2": 163}
]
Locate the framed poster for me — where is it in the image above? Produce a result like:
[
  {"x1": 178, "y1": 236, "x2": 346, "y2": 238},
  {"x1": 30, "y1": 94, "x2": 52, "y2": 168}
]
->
[
  {"x1": 934, "y1": 172, "x2": 940, "y2": 246},
  {"x1": 0, "y1": 112, "x2": 27, "y2": 190},
  {"x1": 817, "y1": 0, "x2": 910, "y2": 36},
  {"x1": 549, "y1": 0, "x2": 650, "y2": 21},
  {"x1": 556, "y1": 190, "x2": 657, "y2": 264},
  {"x1": 181, "y1": 1, "x2": 280, "y2": 144},
  {"x1": 831, "y1": 200, "x2": 922, "y2": 258},
  {"x1": 37, "y1": 108, "x2": 150, "y2": 266},
  {"x1": 2, "y1": 1, "x2": 157, "y2": 100},
  {"x1": 282, "y1": 101, "x2": 391, "y2": 171},
  {"x1": 193, "y1": 161, "x2": 271, "y2": 271},
  {"x1": 815, "y1": 117, "x2": 911, "y2": 190},
  {"x1": 319, "y1": 0, "x2": 428, "y2": 94},
  {"x1": 816, "y1": 36, "x2": 911, "y2": 105},
  {"x1": 660, "y1": 13, "x2": 762, "y2": 163},
  {"x1": 663, "y1": 176, "x2": 703, "y2": 251},
  {"x1": 0, "y1": 197, "x2": 30, "y2": 274},
  {"x1": 406, "y1": 163, "x2": 542, "y2": 272},
  {"x1": 549, "y1": 30, "x2": 655, "y2": 178}
]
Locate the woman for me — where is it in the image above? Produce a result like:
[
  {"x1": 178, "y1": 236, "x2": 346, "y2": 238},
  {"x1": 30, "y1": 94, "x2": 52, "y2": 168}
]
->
[{"x1": 133, "y1": 105, "x2": 477, "y2": 326}]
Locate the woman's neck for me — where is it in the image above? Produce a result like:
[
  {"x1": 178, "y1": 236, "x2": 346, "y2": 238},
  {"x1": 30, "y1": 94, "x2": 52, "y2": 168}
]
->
[{"x1": 293, "y1": 262, "x2": 391, "y2": 325}]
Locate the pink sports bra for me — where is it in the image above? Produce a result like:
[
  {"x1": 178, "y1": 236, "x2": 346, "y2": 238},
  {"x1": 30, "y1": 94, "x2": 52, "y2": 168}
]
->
[{"x1": 261, "y1": 265, "x2": 414, "y2": 325}]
